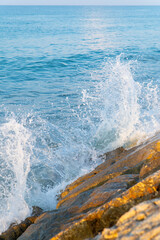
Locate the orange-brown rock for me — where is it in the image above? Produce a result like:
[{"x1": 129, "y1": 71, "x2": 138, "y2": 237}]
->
[
  {"x1": 16, "y1": 134, "x2": 160, "y2": 240},
  {"x1": 60, "y1": 174, "x2": 139, "y2": 214},
  {"x1": 140, "y1": 143, "x2": 160, "y2": 179},
  {"x1": 100, "y1": 198, "x2": 160, "y2": 240},
  {"x1": 57, "y1": 137, "x2": 160, "y2": 209}
]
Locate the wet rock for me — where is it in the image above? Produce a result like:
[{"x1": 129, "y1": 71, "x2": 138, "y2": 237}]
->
[
  {"x1": 57, "y1": 138, "x2": 160, "y2": 209},
  {"x1": 59, "y1": 174, "x2": 139, "y2": 213},
  {"x1": 4, "y1": 133, "x2": 160, "y2": 240},
  {"x1": 0, "y1": 206, "x2": 43, "y2": 240},
  {"x1": 59, "y1": 147, "x2": 126, "y2": 200},
  {"x1": 0, "y1": 216, "x2": 36, "y2": 240},
  {"x1": 32, "y1": 206, "x2": 43, "y2": 217},
  {"x1": 18, "y1": 169, "x2": 160, "y2": 239}
]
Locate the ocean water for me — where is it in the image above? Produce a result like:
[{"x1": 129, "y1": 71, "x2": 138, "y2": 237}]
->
[{"x1": 0, "y1": 5, "x2": 160, "y2": 233}]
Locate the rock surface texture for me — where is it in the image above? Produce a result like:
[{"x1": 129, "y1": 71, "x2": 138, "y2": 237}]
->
[
  {"x1": 100, "y1": 199, "x2": 160, "y2": 240},
  {"x1": 1, "y1": 133, "x2": 160, "y2": 240}
]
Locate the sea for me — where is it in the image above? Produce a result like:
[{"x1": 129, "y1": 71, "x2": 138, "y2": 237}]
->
[{"x1": 0, "y1": 5, "x2": 160, "y2": 233}]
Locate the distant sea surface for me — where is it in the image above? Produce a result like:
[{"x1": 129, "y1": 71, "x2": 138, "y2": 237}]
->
[{"x1": 0, "y1": 6, "x2": 160, "y2": 233}]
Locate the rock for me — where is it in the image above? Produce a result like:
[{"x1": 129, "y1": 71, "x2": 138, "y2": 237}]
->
[
  {"x1": 32, "y1": 206, "x2": 43, "y2": 217},
  {"x1": 0, "y1": 206, "x2": 43, "y2": 240},
  {"x1": 57, "y1": 138, "x2": 160, "y2": 209},
  {"x1": 0, "y1": 216, "x2": 37, "y2": 240},
  {"x1": 59, "y1": 147, "x2": 127, "y2": 200},
  {"x1": 100, "y1": 198, "x2": 160, "y2": 240},
  {"x1": 18, "y1": 135, "x2": 160, "y2": 240},
  {"x1": 59, "y1": 174, "x2": 139, "y2": 214},
  {"x1": 2, "y1": 133, "x2": 160, "y2": 240},
  {"x1": 140, "y1": 143, "x2": 160, "y2": 179}
]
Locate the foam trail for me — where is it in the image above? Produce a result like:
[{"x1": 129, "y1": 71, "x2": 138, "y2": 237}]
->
[{"x1": 0, "y1": 117, "x2": 32, "y2": 233}]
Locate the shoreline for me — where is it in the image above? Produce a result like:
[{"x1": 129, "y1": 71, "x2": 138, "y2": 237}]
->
[{"x1": 1, "y1": 132, "x2": 160, "y2": 239}]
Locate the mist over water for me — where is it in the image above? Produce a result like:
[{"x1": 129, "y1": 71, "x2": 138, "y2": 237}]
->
[{"x1": 0, "y1": 5, "x2": 160, "y2": 233}]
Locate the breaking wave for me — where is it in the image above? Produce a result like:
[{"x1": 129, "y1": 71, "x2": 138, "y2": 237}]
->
[{"x1": 0, "y1": 56, "x2": 159, "y2": 233}]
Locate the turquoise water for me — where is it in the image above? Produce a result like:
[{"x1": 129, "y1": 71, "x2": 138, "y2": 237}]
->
[{"x1": 0, "y1": 6, "x2": 160, "y2": 232}]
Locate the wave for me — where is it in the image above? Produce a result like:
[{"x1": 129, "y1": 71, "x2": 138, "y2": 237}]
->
[
  {"x1": 0, "y1": 56, "x2": 159, "y2": 233},
  {"x1": 88, "y1": 56, "x2": 160, "y2": 151}
]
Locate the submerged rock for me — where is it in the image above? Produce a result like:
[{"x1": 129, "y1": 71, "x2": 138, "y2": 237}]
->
[{"x1": 1, "y1": 133, "x2": 160, "y2": 240}]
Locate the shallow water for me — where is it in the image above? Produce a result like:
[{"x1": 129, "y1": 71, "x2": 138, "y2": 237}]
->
[{"x1": 0, "y1": 6, "x2": 160, "y2": 233}]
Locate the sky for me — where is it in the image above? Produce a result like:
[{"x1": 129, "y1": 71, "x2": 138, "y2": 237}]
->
[{"x1": 0, "y1": 0, "x2": 160, "y2": 5}]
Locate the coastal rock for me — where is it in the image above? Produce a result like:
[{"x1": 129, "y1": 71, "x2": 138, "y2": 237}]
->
[
  {"x1": 18, "y1": 169, "x2": 160, "y2": 240},
  {"x1": 0, "y1": 207, "x2": 42, "y2": 240},
  {"x1": 57, "y1": 138, "x2": 160, "y2": 209},
  {"x1": 100, "y1": 198, "x2": 160, "y2": 240},
  {"x1": 140, "y1": 141, "x2": 160, "y2": 179},
  {"x1": 17, "y1": 134, "x2": 160, "y2": 240},
  {"x1": 0, "y1": 216, "x2": 37, "y2": 240}
]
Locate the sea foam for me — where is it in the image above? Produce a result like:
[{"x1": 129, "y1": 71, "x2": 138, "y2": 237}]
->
[
  {"x1": 85, "y1": 56, "x2": 160, "y2": 152},
  {"x1": 0, "y1": 117, "x2": 31, "y2": 233},
  {"x1": 0, "y1": 57, "x2": 159, "y2": 234}
]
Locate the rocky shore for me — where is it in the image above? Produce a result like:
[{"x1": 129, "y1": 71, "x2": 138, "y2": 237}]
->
[{"x1": 1, "y1": 133, "x2": 160, "y2": 240}]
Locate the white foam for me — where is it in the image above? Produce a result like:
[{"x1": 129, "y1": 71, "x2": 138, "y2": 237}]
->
[
  {"x1": 0, "y1": 56, "x2": 159, "y2": 234},
  {"x1": 0, "y1": 117, "x2": 31, "y2": 233},
  {"x1": 87, "y1": 56, "x2": 160, "y2": 152}
]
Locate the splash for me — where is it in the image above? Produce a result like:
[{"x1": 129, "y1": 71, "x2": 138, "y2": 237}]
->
[
  {"x1": 85, "y1": 56, "x2": 160, "y2": 152},
  {"x1": 0, "y1": 117, "x2": 32, "y2": 233},
  {"x1": 24, "y1": 113, "x2": 98, "y2": 211},
  {"x1": 0, "y1": 57, "x2": 159, "y2": 234}
]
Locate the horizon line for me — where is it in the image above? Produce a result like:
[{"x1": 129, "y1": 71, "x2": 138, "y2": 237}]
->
[
  {"x1": 0, "y1": 4, "x2": 160, "y2": 6},
  {"x1": 0, "y1": 4, "x2": 160, "y2": 7}
]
